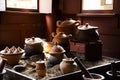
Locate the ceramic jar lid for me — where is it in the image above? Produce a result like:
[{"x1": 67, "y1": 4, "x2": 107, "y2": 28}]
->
[
  {"x1": 25, "y1": 37, "x2": 43, "y2": 44},
  {"x1": 77, "y1": 23, "x2": 98, "y2": 30},
  {"x1": 49, "y1": 43, "x2": 65, "y2": 54},
  {"x1": 57, "y1": 18, "x2": 81, "y2": 28}
]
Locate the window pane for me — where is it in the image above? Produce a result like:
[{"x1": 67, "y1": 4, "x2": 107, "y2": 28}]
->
[
  {"x1": 105, "y1": 0, "x2": 113, "y2": 4},
  {"x1": 0, "y1": 0, "x2": 6, "y2": 11},
  {"x1": 82, "y1": 0, "x2": 113, "y2": 10},
  {"x1": 7, "y1": 0, "x2": 37, "y2": 9}
]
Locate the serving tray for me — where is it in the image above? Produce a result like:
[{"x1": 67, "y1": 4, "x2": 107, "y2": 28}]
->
[{"x1": 3, "y1": 52, "x2": 120, "y2": 80}]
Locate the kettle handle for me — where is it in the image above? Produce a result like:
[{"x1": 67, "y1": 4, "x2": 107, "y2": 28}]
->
[
  {"x1": 72, "y1": 20, "x2": 81, "y2": 27},
  {"x1": 51, "y1": 32, "x2": 56, "y2": 37},
  {"x1": 56, "y1": 20, "x2": 62, "y2": 27}
]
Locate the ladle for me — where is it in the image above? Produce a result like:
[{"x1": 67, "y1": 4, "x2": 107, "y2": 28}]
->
[
  {"x1": 74, "y1": 57, "x2": 94, "y2": 79},
  {"x1": 64, "y1": 52, "x2": 93, "y2": 79}
]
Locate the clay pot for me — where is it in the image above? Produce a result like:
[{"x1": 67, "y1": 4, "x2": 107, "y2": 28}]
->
[
  {"x1": 57, "y1": 18, "x2": 81, "y2": 28},
  {"x1": 48, "y1": 43, "x2": 65, "y2": 66},
  {"x1": 75, "y1": 23, "x2": 100, "y2": 42},
  {"x1": 52, "y1": 32, "x2": 71, "y2": 46},
  {"x1": 36, "y1": 61, "x2": 46, "y2": 77},
  {"x1": 56, "y1": 18, "x2": 81, "y2": 35},
  {"x1": 0, "y1": 46, "x2": 24, "y2": 66},
  {"x1": 52, "y1": 32, "x2": 71, "y2": 53},
  {"x1": 60, "y1": 58, "x2": 77, "y2": 74},
  {"x1": 24, "y1": 37, "x2": 44, "y2": 59}
]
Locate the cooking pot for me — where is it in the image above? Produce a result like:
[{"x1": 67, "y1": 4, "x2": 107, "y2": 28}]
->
[
  {"x1": 52, "y1": 32, "x2": 72, "y2": 47},
  {"x1": 24, "y1": 37, "x2": 44, "y2": 59},
  {"x1": 56, "y1": 18, "x2": 81, "y2": 35},
  {"x1": 75, "y1": 23, "x2": 100, "y2": 42},
  {"x1": 47, "y1": 43, "x2": 65, "y2": 67},
  {"x1": 57, "y1": 18, "x2": 81, "y2": 28}
]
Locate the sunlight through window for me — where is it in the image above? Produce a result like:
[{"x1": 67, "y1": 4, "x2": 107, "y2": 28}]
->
[
  {"x1": 7, "y1": 0, "x2": 37, "y2": 9},
  {"x1": 82, "y1": 0, "x2": 113, "y2": 10}
]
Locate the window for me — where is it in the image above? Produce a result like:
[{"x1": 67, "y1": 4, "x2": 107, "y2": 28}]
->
[
  {"x1": 6, "y1": 0, "x2": 38, "y2": 12},
  {"x1": 0, "y1": 0, "x2": 6, "y2": 11},
  {"x1": 82, "y1": 0, "x2": 113, "y2": 13}
]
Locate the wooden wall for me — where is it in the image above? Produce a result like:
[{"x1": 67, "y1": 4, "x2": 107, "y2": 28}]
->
[
  {"x1": 0, "y1": 12, "x2": 46, "y2": 49},
  {"x1": 77, "y1": 14, "x2": 120, "y2": 59},
  {"x1": 0, "y1": 0, "x2": 59, "y2": 49},
  {"x1": 0, "y1": 0, "x2": 120, "y2": 59},
  {"x1": 59, "y1": 0, "x2": 120, "y2": 59}
]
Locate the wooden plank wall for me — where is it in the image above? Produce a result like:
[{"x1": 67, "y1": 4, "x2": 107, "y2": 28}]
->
[{"x1": 0, "y1": 12, "x2": 46, "y2": 49}]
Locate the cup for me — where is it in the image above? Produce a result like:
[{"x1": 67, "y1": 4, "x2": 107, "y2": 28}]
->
[
  {"x1": 36, "y1": 61, "x2": 46, "y2": 77},
  {"x1": 82, "y1": 73, "x2": 105, "y2": 80}
]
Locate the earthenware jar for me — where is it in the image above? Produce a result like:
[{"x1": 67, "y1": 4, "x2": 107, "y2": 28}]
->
[
  {"x1": 56, "y1": 18, "x2": 81, "y2": 35},
  {"x1": 36, "y1": 60, "x2": 46, "y2": 77},
  {"x1": 52, "y1": 32, "x2": 71, "y2": 46},
  {"x1": 60, "y1": 58, "x2": 77, "y2": 74},
  {"x1": 48, "y1": 43, "x2": 65, "y2": 66},
  {"x1": 24, "y1": 37, "x2": 44, "y2": 59},
  {"x1": 57, "y1": 18, "x2": 81, "y2": 28},
  {"x1": 52, "y1": 32, "x2": 71, "y2": 53}
]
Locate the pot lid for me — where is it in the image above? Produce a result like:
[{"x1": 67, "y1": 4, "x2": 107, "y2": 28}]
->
[
  {"x1": 49, "y1": 43, "x2": 65, "y2": 54},
  {"x1": 25, "y1": 37, "x2": 43, "y2": 44},
  {"x1": 77, "y1": 23, "x2": 98, "y2": 30},
  {"x1": 57, "y1": 18, "x2": 81, "y2": 27},
  {"x1": 62, "y1": 18, "x2": 77, "y2": 24}
]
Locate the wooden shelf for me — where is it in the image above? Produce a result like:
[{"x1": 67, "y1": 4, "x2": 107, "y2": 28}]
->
[{"x1": 77, "y1": 13, "x2": 116, "y2": 17}]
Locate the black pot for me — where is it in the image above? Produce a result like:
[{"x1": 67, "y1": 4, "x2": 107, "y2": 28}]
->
[
  {"x1": 24, "y1": 37, "x2": 44, "y2": 58},
  {"x1": 75, "y1": 23, "x2": 100, "y2": 42}
]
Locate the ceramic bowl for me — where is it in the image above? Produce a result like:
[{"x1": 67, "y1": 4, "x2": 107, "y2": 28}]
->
[
  {"x1": 0, "y1": 51, "x2": 24, "y2": 66},
  {"x1": 82, "y1": 73, "x2": 105, "y2": 80}
]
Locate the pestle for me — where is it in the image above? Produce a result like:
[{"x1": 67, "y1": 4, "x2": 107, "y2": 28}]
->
[
  {"x1": 0, "y1": 58, "x2": 7, "y2": 73},
  {"x1": 74, "y1": 57, "x2": 94, "y2": 79}
]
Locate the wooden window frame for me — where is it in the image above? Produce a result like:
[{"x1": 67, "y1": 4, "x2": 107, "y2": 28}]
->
[
  {"x1": 6, "y1": 0, "x2": 39, "y2": 12},
  {"x1": 81, "y1": 0, "x2": 113, "y2": 13}
]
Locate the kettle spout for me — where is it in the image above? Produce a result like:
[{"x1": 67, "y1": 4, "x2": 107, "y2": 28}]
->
[{"x1": 68, "y1": 34, "x2": 72, "y2": 37}]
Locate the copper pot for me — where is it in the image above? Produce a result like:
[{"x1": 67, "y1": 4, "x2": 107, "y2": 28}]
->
[{"x1": 75, "y1": 23, "x2": 100, "y2": 42}]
